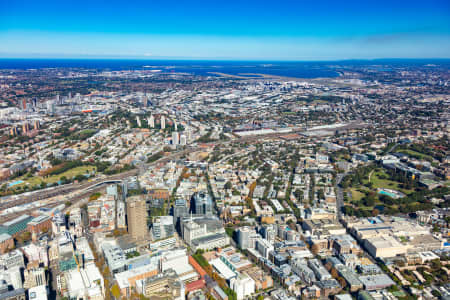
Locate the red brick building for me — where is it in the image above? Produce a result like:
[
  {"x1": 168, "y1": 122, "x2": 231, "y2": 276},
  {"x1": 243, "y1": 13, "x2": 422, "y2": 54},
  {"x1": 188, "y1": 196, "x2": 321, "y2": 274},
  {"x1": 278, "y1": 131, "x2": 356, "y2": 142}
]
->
[
  {"x1": 26, "y1": 215, "x2": 52, "y2": 236},
  {"x1": 0, "y1": 233, "x2": 14, "y2": 254}
]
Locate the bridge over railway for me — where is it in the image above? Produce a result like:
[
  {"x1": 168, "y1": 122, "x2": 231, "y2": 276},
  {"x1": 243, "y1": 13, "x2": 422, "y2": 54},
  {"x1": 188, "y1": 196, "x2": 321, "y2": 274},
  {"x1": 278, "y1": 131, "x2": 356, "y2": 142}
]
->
[{"x1": 81, "y1": 179, "x2": 124, "y2": 191}]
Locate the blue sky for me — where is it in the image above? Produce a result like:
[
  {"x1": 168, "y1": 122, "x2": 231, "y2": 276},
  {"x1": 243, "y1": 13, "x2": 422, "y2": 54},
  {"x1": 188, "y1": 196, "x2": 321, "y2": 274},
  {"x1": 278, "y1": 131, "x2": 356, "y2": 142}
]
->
[{"x1": 0, "y1": 0, "x2": 449, "y2": 60}]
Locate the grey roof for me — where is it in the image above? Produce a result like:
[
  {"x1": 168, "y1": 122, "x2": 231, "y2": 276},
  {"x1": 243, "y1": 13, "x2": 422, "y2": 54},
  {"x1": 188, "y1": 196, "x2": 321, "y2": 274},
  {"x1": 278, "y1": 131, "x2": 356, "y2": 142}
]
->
[
  {"x1": 359, "y1": 274, "x2": 395, "y2": 289},
  {"x1": 1, "y1": 214, "x2": 31, "y2": 227},
  {"x1": 191, "y1": 233, "x2": 228, "y2": 246},
  {"x1": 0, "y1": 288, "x2": 25, "y2": 300},
  {"x1": 336, "y1": 266, "x2": 363, "y2": 287},
  {"x1": 0, "y1": 234, "x2": 12, "y2": 243},
  {"x1": 213, "y1": 286, "x2": 227, "y2": 299},
  {"x1": 29, "y1": 215, "x2": 50, "y2": 224}
]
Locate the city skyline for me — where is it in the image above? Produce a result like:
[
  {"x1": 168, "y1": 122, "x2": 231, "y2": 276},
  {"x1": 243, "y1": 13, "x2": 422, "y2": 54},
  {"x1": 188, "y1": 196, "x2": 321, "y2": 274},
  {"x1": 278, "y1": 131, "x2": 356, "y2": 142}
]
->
[{"x1": 1, "y1": 0, "x2": 450, "y2": 60}]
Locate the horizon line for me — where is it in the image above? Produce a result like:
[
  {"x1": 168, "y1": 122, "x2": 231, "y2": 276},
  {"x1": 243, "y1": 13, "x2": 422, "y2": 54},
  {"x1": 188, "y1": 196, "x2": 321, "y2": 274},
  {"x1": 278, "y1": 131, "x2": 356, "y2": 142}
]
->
[{"x1": 1, "y1": 56, "x2": 450, "y2": 63}]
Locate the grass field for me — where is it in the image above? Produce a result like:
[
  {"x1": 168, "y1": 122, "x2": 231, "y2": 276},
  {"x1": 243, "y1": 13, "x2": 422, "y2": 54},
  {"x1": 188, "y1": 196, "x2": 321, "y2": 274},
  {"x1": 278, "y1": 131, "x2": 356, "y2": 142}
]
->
[
  {"x1": 12, "y1": 165, "x2": 96, "y2": 188},
  {"x1": 350, "y1": 188, "x2": 366, "y2": 201},
  {"x1": 364, "y1": 169, "x2": 414, "y2": 195},
  {"x1": 398, "y1": 149, "x2": 433, "y2": 161}
]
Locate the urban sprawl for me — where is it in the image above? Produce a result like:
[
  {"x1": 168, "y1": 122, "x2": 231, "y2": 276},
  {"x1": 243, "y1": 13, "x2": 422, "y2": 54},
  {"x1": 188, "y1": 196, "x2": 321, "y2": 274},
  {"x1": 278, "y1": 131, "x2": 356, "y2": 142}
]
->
[{"x1": 0, "y1": 63, "x2": 449, "y2": 300}]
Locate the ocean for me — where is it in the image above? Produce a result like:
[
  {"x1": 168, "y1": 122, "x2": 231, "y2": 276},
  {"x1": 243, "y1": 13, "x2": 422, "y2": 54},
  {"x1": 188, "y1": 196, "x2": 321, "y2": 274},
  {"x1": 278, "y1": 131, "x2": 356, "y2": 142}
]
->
[
  {"x1": 0, "y1": 59, "x2": 340, "y2": 78},
  {"x1": 0, "y1": 58, "x2": 448, "y2": 79}
]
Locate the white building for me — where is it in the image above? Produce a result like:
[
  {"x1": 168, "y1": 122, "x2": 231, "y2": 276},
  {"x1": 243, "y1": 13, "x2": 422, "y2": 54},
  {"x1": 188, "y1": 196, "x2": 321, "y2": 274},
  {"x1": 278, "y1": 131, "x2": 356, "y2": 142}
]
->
[
  {"x1": 172, "y1": 131, "x2": 179, "y2": 145},
  {"x1": 182, "y1": 217, "x2": 230, "y2": 251},
  {"x1": 161, "y1": 115, "x2": 166, "y2": 129},
  {"x1": 148, "y1": 115, "x2": 155, "y2": 128},
  {"x1": 160, "y1": 249, "x2": 198, "y2": 282},
  {"x1": 28, "y1": 285, "x2": 48, "y2": 300},
  {"x1": 255, "y1": 238, "x2": 274, "y2": 259},
  {"x1": 180, "y1": 134, "x2": 187, "y2": 145},
  {"x1": 230, "y1": 273, "x2": 255, "y2": 300},
  {"x1": 64, "y1": 263, "x2": 104, "y2": 300}
]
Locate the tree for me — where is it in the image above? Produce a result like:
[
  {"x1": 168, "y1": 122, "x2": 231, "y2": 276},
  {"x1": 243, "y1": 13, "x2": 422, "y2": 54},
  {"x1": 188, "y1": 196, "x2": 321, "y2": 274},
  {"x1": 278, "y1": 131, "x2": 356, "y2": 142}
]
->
[
  {"x1": 337, "y1": 276, "x2": 347, "y2": 289},
  {"x1": 224, "y1": 181, "x2": 232, "y2": 190},
  {"x1": 317, "y1": 188, "x2": 325, "y2": 200},
  {"x1": 60, "y1": 176, "x2": 68, "y2": 184},
  {"x1": 363, "y1": 194, "x2": 375, "y2": 207},
  {"x1": 432, "y1": 290, "x2": 442, "y2": 298},
  {"x1": 89, "y1": 192, "x2": 102, "y2": 201},
  {"x1": 330, "y1": 268, "x2": 339, "y2": 278},
  {"x1": 111, "y1": 284, "x2": 121, "y2": 298},
  {"x1": 293, "y1": 189, "x2": 303, "y2": 201}
]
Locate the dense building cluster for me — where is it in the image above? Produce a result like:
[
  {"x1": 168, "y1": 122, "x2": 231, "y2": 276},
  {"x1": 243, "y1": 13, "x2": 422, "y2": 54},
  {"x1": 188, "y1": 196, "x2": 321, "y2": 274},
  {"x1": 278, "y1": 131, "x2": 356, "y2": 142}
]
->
[{"x1": 0, "y1": 62, "x2": 449, "y2": 299}]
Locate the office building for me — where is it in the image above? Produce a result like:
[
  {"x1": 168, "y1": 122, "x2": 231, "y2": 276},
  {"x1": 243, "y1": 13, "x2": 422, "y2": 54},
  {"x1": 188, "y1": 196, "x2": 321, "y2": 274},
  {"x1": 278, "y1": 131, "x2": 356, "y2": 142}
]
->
[
  {"x1": 127, "y1": 196, "x2": 148, "y2": 240},
  {"x1": 136, "y1": 269, "x2": 184, "y2": 300},
  {"x1": 161, "y1": 115, "x2": 166, "y2": 129},
  {"x1": 237, "y1": 227, "x2": 259, "y2": 250},
  {"x1": 181, "y1": 216, "x2": 229, "y2": 251},
  {"x1": 151, "y1": 216, "x2": 174, "y2": 240},
  {"x1": 192, "y1": 192, "x2": 213, "y2": 215},
  {"x1": 148, "y1": 115, "x2": 155, "y2": 128},
  {"x1": 180, "y1": 134, "x2": 187, "y2": 145},
  {"x1": 230, "y1": 273, "x2": 255, "y2": 300},
  {"x1": 172, "y1": 131, "x2": 179, "y2": 145},
  {"x1": 27, "y1": 285, "x2": 48, "y2": 300},
  {"x1": 23, "y1": 268, "x2": 46, "y2": 289}
]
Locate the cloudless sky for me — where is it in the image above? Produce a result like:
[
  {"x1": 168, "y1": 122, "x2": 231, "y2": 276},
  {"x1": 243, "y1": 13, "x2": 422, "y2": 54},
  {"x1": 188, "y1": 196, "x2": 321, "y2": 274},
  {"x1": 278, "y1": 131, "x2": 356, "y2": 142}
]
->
[{"x1": 0, "y1": 0, "x2": 449, "y2": 60}]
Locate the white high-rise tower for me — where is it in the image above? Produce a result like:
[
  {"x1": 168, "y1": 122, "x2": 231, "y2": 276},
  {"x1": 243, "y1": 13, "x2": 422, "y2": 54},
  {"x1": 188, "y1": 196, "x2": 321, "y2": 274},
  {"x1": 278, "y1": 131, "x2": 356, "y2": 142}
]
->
[
  {"x1": 148, "y1": 115, "x2": 155, "y2": 128},
  {"x1": 160, "y1": 115, "x2": 166, "y2": 129},
  {"x1": 136, "y1": 116, "x2": 142, "y2": 127},
  {"x1": 172, "y1": 131, "x2": 179, "y2": 145}
]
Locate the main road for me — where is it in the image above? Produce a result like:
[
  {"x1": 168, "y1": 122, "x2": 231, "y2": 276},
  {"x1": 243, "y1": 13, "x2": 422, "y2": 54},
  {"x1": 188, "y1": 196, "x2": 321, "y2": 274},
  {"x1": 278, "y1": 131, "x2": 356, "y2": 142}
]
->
[{"x1": 335, "y1": 172, "x2": 349, "y2": 220}]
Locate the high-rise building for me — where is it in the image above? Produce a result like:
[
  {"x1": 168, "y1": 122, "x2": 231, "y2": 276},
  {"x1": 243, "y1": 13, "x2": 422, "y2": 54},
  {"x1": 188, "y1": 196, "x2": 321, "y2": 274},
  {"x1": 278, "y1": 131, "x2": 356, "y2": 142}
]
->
[
  {"x1": 106, "y1": 185, "x2": 118, "y2": 199},
  {"x1": 21, "y1": 99, "x2": 27, "y2": 110},
  {"x1": 160, "y1": 115, "x2": 166, "y2": 129},
  {"x1": 148, "y1": 115, "x2": 155, "y2": 128},
  {"x1": 142, "y1": 96, "x2": 148, "y2": 107},
  {"x1": 151, "y1": 216, "x2": 174, "y2": 240},
  {"x1": 117, "y1": 200, "x2": 126, "y2": 229},
  {"x1": 237, "y1": 227, "x2": 252, "y2": 249},
  {"x1": 172, "y1": 131, "x2": 179, "y2": 145},
  {"x1": 126, "y1": 196, "x2": 148, "y2": 240},
  {"x1": 173, "y1": 199, "x2": 188, "y2": 230},
  {"x1": 237, "y1": 227, "x2": 259, "y2": 249},
  {"x1": 122, "y1": 180, "x2": 128, "y2": 199},
  {"x1": 260, "y1": 225, "x2": 276, "y2": 243},
  {"x1": 10, "y1": 126, "x2": 18, "y2": 136},
  {"x1": 46, "y1": 100, "x2": 55, "y2": 114},
  {"x1": 191, "y1": 192, "x2": 213, "y2": 215},
  {"x1": 179, "y1": 134, "x2": 187, "y2": 145},
  {"x1": 136, "y1": 116, "x2": 142, "y2": 127},
  {"x1": 22, "y1": 123, "x2": 30, "y2": 134}
]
